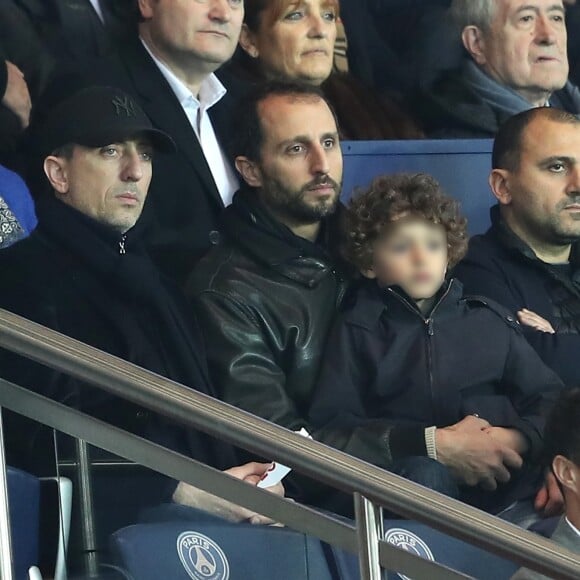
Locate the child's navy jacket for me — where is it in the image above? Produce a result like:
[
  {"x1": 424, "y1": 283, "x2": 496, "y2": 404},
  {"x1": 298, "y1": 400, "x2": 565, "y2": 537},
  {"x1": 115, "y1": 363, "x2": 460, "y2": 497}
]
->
[{"x1": 310, "y1": 278, "x2": 563, "y2": 470}]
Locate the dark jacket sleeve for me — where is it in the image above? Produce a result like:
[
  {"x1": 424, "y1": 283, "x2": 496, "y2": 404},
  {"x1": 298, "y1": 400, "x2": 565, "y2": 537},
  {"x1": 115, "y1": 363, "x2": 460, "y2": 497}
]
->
[
  {"x1": 455, "y1": 252, "x2": 580, "y2": 387},
  {"x1": 192, "y1": 289, "x2": 309, "y2": 431},
  {"x1": 462, "y1": 312, "x2": 564, "y2": 461},
  {"x1": 479, "y1": 319, "x2": 564, "y2": 461},
  {"x1": 309, "y1": 316, "x2": 428, "y2": 469}
]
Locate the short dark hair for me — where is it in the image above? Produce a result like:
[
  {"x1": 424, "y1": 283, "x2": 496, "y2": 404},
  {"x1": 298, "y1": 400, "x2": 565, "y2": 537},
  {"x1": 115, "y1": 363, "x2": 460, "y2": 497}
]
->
[
  {"x1": 51, "y1": 144, "x2": 75, "y2": 159},
  {"x1": 228, "y1": 80, "x2": 335, "y2": 162},
  {"x1": 544, "y1": 388, "x2": 580, "y2": 467},
  {"x1": 493, "y1": 107, "x2": 580, "y2": 172},
  {"x1": 345, "y1": 173, "x2": 468, "y2": 271}
]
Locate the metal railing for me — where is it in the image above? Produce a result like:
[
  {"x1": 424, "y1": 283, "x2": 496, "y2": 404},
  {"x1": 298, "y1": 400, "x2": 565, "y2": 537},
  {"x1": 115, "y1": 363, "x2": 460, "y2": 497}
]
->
[{"x1": 0, "y1": 308, "x2": 579, "y2": 580}]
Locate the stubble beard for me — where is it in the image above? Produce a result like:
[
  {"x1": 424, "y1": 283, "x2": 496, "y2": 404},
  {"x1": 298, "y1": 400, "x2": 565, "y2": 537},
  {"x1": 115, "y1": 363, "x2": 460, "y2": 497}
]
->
[{"x1": 261, "y1": 174, "x2": 341, "y2": 224}]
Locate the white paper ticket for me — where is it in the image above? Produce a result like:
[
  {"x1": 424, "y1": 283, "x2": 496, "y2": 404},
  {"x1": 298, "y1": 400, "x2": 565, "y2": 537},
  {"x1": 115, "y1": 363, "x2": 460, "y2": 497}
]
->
[{"x1": 257, "y1": 428, "x2": 312, "y2": 488}]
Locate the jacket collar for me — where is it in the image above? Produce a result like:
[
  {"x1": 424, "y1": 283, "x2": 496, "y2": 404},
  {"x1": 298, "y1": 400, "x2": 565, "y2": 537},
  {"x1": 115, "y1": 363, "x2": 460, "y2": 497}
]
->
[
  {"x1": 35, "y1": 194, "x2": 140, "y2": 253},
  {"x1": 220, "y1": 188, "x2": 348, "y2": 287},
  {"x1": 345, "y1": 278, "x2": 463, "y2": 330},
  {"x1": 489, "y1": 204, "x2": 580, "y2": 271},
  {"x1": 488, "y1": 204, "x2": 580, "y2": 299}
]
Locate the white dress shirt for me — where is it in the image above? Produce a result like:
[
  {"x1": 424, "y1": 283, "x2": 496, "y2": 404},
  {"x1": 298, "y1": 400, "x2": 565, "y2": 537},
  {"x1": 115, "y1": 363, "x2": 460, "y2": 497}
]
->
[
  {"x1": 141, "y1": 39, "x2": 239, "y2": 206},
  {"x1": 565, "y1": 517, "x2": 580, "y2": 539},
  {"x1": 88, "y1": 0, "x2": 105, "y2": 23}
]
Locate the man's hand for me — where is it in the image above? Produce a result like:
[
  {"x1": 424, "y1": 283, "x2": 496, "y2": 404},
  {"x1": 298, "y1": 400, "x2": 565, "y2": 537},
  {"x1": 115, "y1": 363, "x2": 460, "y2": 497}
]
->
[
  {"x1": 517, "y1": 309, "x2": 555, "y2": 334},
  {"x1": 534, "y1": 471, "x2": 564, "y2": 517},
  {"x1": 483, "y1": 426, "x2": 529, "y2": 455},
  {"x1": 172, "y1": 461, "x2": 285, "y2": 525},
  {"x1": 2, "y1": 61, "x2": 31, "y2": 129},
  {"x1": 436, "y1": 415, "x2": 523, "y2": 490}
]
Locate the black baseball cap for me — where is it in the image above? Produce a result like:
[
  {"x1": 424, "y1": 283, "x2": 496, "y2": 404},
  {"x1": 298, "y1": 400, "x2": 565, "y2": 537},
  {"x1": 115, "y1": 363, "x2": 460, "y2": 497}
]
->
[{"x1": 32, "y1": 85, "x2": 175, "y2": 157}]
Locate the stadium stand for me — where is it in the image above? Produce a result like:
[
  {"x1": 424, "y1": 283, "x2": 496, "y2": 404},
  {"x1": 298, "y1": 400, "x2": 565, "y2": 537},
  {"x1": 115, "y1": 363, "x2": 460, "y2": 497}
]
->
[{"x1": 341, "y1": 139, "x2": 494, "y2": 234}]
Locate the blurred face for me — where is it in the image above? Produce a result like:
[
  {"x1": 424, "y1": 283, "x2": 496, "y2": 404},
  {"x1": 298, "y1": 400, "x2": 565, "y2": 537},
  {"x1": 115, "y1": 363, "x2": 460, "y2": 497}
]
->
[
  {"x1": 495, "y1": 117, "x2": 580, "y2": 254},
  {"x1": 364, "y1": 219, "x2": 448, "y2": 301},
  {"x1": 48, "y1": 139, "x2": 153, "y2": 233},
  {"x1": 243, "y1": 0, "x2": 337, "y2": 85},
  {"x1": 139, "y1": 0, "x2": 243, "y2": 75},
  {"x1": 238, "y1": 94, "x2": 342, "y2": 227},
  {"x1": 475, "y1": 0, "x2": 568, "y2": 104}
]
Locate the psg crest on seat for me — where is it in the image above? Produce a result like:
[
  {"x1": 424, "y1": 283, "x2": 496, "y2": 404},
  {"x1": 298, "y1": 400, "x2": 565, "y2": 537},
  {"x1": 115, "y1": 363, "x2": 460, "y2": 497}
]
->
[
  {"x1": 385, "y1": 528, "x2": 435, "y2": 580},
  {"x1": 177, "y1": 531, "x2": 230, "y2": 580}
]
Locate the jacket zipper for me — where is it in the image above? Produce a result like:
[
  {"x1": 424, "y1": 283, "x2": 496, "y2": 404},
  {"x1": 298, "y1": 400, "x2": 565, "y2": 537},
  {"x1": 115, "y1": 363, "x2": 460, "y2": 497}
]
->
[
  {"x1": 119, "y1": 235, "x2": 127, "y2": 255},
  {"x1": 386, "y1": 281, "x2": 454, "y2": 423},
  {"x1": 332, "y1": 267, "x2": 347, "y2": 306}
]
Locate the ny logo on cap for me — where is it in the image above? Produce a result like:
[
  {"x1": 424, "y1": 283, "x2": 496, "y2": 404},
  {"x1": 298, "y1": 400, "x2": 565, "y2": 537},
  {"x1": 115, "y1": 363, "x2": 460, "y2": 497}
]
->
[{"x1": 112, "y1": 95, "x2": 137, "y2": 117}]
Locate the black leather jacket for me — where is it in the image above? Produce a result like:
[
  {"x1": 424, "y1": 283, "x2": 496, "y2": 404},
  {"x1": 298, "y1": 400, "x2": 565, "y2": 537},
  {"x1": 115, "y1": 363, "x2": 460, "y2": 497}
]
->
[{"x1": 186, "y1": 189, "x2": 350, "y2": 431}]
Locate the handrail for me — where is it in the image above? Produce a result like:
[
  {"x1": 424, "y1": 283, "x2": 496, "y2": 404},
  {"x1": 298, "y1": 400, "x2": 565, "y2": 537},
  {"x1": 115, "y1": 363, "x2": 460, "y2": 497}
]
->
[
  {"x1": 0, "y1": 411, "x2": 13, "y2": 580},
  {"x1": 1, "y1": 308, "x2": 580, "y2": 579}
]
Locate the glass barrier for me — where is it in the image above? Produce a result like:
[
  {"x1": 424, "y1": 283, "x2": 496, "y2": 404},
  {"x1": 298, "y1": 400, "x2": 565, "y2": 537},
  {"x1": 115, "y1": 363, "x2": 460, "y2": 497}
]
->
[{"x1": 3, "y1": 411, "x2": 557, "y2": 580}]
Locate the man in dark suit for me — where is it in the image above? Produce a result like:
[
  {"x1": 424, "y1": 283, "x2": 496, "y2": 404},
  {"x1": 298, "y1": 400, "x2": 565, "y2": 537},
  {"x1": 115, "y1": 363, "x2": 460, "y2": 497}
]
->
[
  {"x1": 92, "y1": 0, "x2": 244, "y2": 286},
  {"x1": 11, "y1": 0, "x2": 131, "y2": 63}
]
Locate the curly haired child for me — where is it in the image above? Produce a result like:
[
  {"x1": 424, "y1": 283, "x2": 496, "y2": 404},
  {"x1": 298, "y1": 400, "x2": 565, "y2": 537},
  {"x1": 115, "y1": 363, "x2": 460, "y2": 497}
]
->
[{"x1": 310, "y1": 173, "x2": 563, "y2": 524}]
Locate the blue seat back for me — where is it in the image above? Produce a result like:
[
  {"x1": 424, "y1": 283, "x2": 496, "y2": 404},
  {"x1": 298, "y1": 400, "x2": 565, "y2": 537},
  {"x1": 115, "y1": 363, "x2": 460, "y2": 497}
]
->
[
  {"x1": 341, "y1": 139, "x2": 494, "y2": 235},
  {"x1": 7, "y1": 466, "x2": 41, "y2": 579},
  {"x1": 111, "y1": 520, "x2": 336, "y2": 580},
  {"x1": 331, "y1": 519, "x2": 519, "y2": 580}
]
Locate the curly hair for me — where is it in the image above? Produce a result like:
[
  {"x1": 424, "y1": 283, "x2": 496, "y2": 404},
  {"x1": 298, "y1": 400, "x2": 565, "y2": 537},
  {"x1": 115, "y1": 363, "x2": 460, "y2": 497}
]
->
[{"x1": 344, "y1": 173, "x2": 468, "y2": 272}]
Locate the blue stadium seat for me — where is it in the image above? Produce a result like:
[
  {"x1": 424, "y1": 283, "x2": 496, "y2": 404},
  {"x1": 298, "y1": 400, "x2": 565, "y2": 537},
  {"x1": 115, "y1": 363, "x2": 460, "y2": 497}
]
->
[
  {"x1": 7, "y1": 466, "x2": 41, "y2": 580},
  {"x1": 111, "y1": 521, "x2": 337, "y2": 580},
  {"x1": 341, "y1": 139, "x2": 494, "y2": 235},
  {"x1": 330, "y1": 519, "x2": 519, "y2": 580}
]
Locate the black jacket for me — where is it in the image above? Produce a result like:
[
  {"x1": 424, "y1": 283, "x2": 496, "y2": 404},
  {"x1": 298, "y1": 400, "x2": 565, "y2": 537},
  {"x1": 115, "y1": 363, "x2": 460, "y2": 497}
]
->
[
  {"x1": 0, "y1": 196, "x2": 237, "y2": 475},
  {"x1": 12, "y1": 0, "x2": 129, "y2": 63},
  {"x1": 454, "y1": 206, "x2": 580, "y2": 387},
  {"x1": 186, "y1": 189, "x2": 350, "y2": 432},
  {"x1": 0, "y1": 1, "x2": 56, "y2": 164},
  {"x1": 310, "y1": 278, "x2": 562, "y2": 471}
]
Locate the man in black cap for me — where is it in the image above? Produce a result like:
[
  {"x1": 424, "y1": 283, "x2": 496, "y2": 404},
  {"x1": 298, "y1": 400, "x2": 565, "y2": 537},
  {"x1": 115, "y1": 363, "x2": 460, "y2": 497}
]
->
[{"x1": 0, "y1": 85, "x2": 282, "y2": 524}]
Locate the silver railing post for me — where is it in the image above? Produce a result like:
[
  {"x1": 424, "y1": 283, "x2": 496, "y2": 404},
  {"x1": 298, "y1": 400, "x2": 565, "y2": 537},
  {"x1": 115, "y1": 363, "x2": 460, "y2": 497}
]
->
[
  {"x1": 0, "y1": 408, "x2": 14, "y2": 580},
  {"x1": 75, "y1": 439, "x2": 99, "y2": 577},
  {"x1": 354, "y1": 493, "x2": 383, "y2": 580}
]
